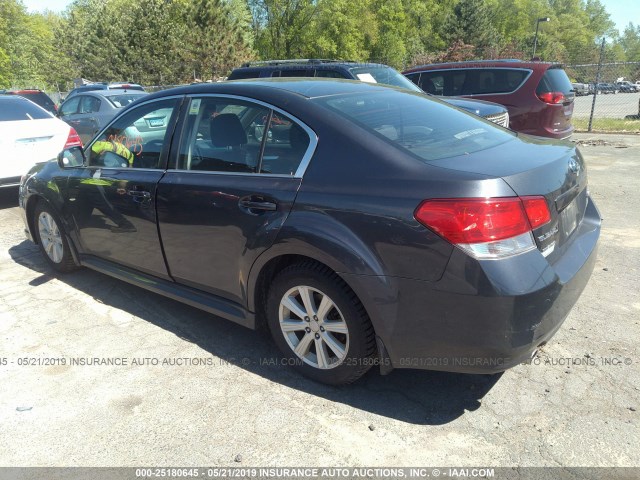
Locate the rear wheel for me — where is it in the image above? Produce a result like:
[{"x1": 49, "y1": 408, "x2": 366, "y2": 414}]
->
[
  {"x1": 266, "y1": 262, "x2": 376, "y2": 385},
  {"x1": 33, "y1": 202, "x2": 77, "y2": 273}
]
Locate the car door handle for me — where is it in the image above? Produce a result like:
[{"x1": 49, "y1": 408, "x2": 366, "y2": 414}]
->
[
  {"x1": 128, "y1": 190, "x2": 151, "y2": 199},
  {"x1": 238, "y1": 198, "x2": 277, "y2": 212}
]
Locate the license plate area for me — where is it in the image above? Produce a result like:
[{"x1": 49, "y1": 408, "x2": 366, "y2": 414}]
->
[
  {"x1": 560, "y1": 195, "x2": 580, "y2": 238},
  {"x1": 147, "y1": 118, "x2": 165, "y2": 127}
]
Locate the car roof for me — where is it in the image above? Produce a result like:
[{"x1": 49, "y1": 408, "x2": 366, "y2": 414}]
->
[
  {"x1": 146, "y1": 78, "x2": 409, "y2": 102},
  {"x1": 404, "y1": 59, "x2": 561, "y2": 74},
  {"x1": 237, "y1": 59, "x2": 384, "y2": 69},
  {"x1": 84, "y1": 89, "x2": 148, "y2": 98}
]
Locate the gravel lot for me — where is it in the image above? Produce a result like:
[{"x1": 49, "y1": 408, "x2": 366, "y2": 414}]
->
[{"x1": 0, "y1": 133, "x2": 638, "y2": 468}]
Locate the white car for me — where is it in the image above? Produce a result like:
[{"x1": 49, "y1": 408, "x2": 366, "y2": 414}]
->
[{"x1": 0, "y1": 95, "x2": 82, "y2": 188}]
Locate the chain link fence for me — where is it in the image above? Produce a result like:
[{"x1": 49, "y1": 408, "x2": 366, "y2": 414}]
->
[
  {"x1": 561, "y1": 38, "x2": 640, "y2": 133},
  {"x1": 566, "y1": 60, "x2": 640, "y2": 133}
]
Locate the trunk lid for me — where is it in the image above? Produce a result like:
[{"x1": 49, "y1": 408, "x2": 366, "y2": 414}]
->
[
  {"x1": 429, "y1": 135, "x2": 587, "y2": 259},
  {"x1": 0, "y1": 118, "x2": 69, "y2": 178}
]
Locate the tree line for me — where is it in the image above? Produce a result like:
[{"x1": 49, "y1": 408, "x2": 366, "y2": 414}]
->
[{"x1": 1, "y1": 0, "x2": 639, "y2": 91}]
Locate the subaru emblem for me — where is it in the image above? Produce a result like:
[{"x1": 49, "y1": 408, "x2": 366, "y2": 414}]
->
[{"x1": 568, "y1": 158, "x2": 580, "y2": 175}]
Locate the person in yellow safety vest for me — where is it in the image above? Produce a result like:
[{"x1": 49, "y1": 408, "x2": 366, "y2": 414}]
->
[{"x1": 91, "y1": 137, "x2": 135, "y2": 167}]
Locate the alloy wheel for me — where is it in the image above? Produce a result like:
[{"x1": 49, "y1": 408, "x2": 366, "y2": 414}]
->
[
  {"x1": 38, "y1": 211, "x2": 64, "y2": 264},
  {"x1": 278, "y1": 285, "x2": 350, "y2": 369}
]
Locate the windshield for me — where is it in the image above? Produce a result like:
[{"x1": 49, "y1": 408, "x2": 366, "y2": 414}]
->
[
  {"x1": 313, "y1": 90, "x2": 514, "y2": 162},
  {"x1": 0, "y1": 98, "x2": 52, "y2": 121},
  {"x1": 107, "y1": 93, "x2": 146, "y2": 108},
  {"x1": 348, "y1": 66, "x2": 422, "y2": 92}
]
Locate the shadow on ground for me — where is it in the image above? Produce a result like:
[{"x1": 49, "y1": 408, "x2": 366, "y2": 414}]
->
[
  {"x1": 0, "y1": 187, "x2": 19, "y2": 210},
  {"x1": 9, "y1": 239, "x2": 501, "y2": 425}
]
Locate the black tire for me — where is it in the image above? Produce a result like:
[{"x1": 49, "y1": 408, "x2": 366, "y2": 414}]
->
[
  {"x1": 266, "y1": 261, "x2": 376, "y2": 385},
  {"x1": 33, "y1": 201, "x2": 78, "y2": 273}
]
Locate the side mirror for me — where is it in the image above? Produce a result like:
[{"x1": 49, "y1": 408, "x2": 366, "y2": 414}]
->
[{"x1": 57, "y1": 146, "x2": 86, "y2": 169}]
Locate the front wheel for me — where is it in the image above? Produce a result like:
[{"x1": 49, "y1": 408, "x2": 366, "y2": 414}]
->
[
  {"x1": 266, "y1": 262, "x2": 376, "y2": 385},
  {"x1": 33, "y1": 201, "x2": 78, "y2": 273}
]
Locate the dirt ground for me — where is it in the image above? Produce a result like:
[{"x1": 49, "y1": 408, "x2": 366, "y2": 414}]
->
[{"x1": 0, "y1": 133, "x2": 638, "y2": 468}]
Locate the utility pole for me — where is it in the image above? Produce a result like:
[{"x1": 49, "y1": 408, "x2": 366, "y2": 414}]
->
[{"x1": 532, "y1": 17, "x2": 550, "y2": 59}]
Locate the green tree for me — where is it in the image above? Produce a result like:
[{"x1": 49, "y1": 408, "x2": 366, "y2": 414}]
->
[
  {"x1": 442, "y1": 0, "x2": 499, "y2": 55},
  {"x1": 250, "y1": 0, "x2": 319, "y2": 58}
]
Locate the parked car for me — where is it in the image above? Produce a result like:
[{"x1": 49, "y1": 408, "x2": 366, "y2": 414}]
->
[
  {"x1": 403, "y1": 60, "x2": 575, "y2": 139},
  {"x1": 616, "y1": 81, "x2": 639, "y2": 93},
  {"x1": 20, "y1": 79, "x2": 600, "y2": 385},
  {"x1": 571, "y1": 82, "x2": 591, "y2": 96},
  {"x1": 3, "y1": 89, "x2": 58, "y2": 115},
  {"x1": 58, "y1": 89, "x2": 148, "y2": 144},
  {"x1": 595, "y1": 83, "x2": 618, "y2": 94},
  {"x1": 229, "y1": 60, "x2": 510, "y2": 127},
  {"x1": 0, "y1": 95, "x2": 81, "y2": 188},
  {"x1": 66, "y1": 82, "x2": 145, "y2": 99}
]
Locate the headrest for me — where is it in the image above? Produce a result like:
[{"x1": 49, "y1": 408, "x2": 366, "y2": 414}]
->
[{"x1": 211, "y1": 113, "x2": 247, "y2": 147}]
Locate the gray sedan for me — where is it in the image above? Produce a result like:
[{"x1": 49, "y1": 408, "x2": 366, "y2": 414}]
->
[{"x1": 58, "y1": 89, "x2": 147, "y2": 144}]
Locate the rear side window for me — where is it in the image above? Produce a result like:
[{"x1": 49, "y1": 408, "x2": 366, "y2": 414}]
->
[
  {"x1": 536, "y1": 67, "x2": 573, "y2": 95},
  {"x1": 273, "y1": 69, "x2": 312, "y2": 77},
  {"x1": 315, "y1": 70, "x2": 346, "y2": 78},
  {"x1": 228, "y1": 69, "x2": 261, "y2": 80},
  {"x1": 176, "y1": 97, "x2": 310, "y2": 176},
  {"x1": 314, "y1": 90, "x2": 514, "y2": 162},
  {"x1": 463, "y1": 69, "x2": 529, "y2": 95},
  {"x1": 0, "y1": 98, "x2": 52, "y2": 121},
  {"x1": 416, "y1": 68, "x2": 529, "y2": 96},
  {"x1": 79, "y1": 96, "x2": 101, "y2": 113}
]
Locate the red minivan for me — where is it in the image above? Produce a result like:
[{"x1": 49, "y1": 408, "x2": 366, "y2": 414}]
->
[{"x1": 403, "y1": 60, "x2": 575, "y2": 139}]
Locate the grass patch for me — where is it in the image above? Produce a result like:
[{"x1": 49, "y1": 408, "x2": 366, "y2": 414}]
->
[{"x1": 573, "y1": 117, "x2": 640, "y2": 133}]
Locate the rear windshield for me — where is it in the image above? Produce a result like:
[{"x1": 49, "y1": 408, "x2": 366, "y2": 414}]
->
[
  {"x1": 106, "y1": 94, "x2": 146, "y2": 108},
  {"x1": 348, "y1": 66, "x2": 422, "y2": 92},
  {"x1": 536, "y1": 67, "x2": 573, "y2": 94},
  {"x1": 313, "y1": 90, "x2": 514, "y2": 162},
  {"x1": 0, "y1": 97, "x2": 52, "y2": 121},
  {"x1": 10, "y1": 91, "x2": 55, "y2": 109}
]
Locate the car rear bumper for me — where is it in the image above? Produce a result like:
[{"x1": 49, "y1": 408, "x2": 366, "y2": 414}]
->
[{"x1": 359, "y1": 195, "x2": 601, "y2": 374}]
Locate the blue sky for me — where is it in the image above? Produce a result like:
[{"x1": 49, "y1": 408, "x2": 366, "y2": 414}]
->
[{"x1": 21, "y1": 0, "x2": 640, "y2": 36}]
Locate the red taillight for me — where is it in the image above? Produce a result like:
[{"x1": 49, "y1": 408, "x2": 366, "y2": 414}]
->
[
  {"x1": 64, "y1": 127, "x2": 83, "y2": 149},
  {"x1": 414, "y1": 196, "x2": 551, "y2": 259},
  {"x1": 415, "y1": 198, "x2": 530, "y2": 244},
  {"x1": 521, "y1": 196, "x2": 551, "y2": 229},
  {"x1": 537, "y1": 91, "x2": 565, "y2": 104}
]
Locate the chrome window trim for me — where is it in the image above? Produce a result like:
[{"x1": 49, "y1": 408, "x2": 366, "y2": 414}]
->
[
  {"x1": 167, "y1": 93, "x2": 318, "y2": 179},
  {"x1": 413, "y1": 67, "x2": 534, "y2": 97}
]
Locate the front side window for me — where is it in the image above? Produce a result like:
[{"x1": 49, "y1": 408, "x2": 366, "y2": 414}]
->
[
  {"x1": 314, "y1": 90, "x2": 514, "y2": 162},
  {"x1": 60, "y1": 96, "x2": 80, "y2": 116},
  {"x1": 176, "y1": 97, "x2": 310, "y2": 176},
  {"x1": 87, "y1": 99, "x2": 178, "y2": 169}
]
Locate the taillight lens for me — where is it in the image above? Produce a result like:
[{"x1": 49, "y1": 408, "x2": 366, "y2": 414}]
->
[
  {"x1": 538, "y1": 91, "x2": 565, "y2": 104},
  {"x1": 64, "y1": 127, "x2": 83, "y2": 149},
  {"x1": 415, "y1": 196, "x2": 551, "y2": 259},
  {"x1": 521, "y1": 196, "x2": 551, "y2": 229}
]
